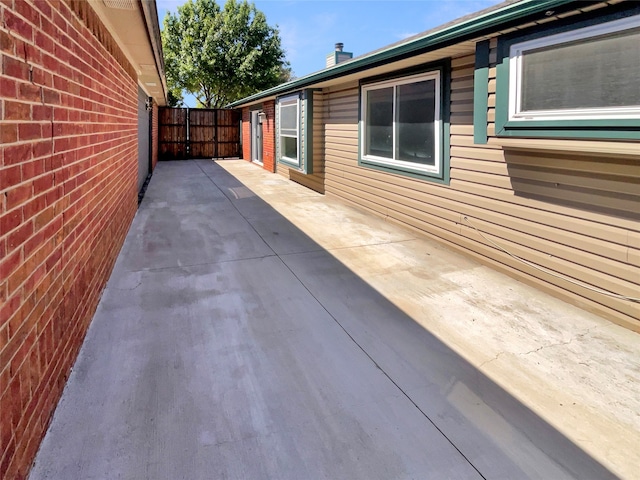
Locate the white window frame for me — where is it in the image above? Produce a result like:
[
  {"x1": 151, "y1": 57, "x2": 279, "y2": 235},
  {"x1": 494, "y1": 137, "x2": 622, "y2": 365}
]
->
[
  {"x1": 277, "y1": 94, "x2": 300, "y2": 166},
  {"x1": 360, "y1": 70, "x2": 442, "y2": 176},
  {"x1": 508, "y1": 14, "x2": 640, "y2": 122}
]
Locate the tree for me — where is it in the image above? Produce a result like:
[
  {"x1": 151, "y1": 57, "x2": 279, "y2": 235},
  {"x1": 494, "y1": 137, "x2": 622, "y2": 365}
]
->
[{"x1": 162, "y1": 0, "x2": 290, "y2": 108}]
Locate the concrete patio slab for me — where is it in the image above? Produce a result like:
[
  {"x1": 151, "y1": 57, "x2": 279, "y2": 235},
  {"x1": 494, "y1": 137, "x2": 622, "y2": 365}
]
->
[{"x1": 29, "y1": 159, "x2": 640, "y2": 479}]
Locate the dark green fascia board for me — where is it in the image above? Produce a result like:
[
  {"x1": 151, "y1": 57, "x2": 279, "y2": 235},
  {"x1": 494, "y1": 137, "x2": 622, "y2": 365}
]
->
[
  {"x1": 473, "y1": 40, "x2": 490, "y2": 145},
  {"x1": 227, "y1": 0, "x2": 576, "y2": 109}
]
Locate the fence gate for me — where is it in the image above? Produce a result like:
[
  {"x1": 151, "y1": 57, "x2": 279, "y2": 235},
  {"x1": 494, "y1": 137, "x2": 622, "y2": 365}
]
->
[{"x1": 158, "y1": 108, "x2": 241, "y2": 160}]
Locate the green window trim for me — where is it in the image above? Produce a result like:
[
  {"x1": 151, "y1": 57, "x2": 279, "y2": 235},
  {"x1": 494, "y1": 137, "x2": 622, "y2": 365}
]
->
[
  {"x1": 276, "y1": 92, "x2": 302, "y2": 170},
  {"x1": 473, "y1": 40, "x2": 490, "y2": 145},
  {"x1": 303, "y1": 89, "x2": 317, "y2": 175},
  {"x1": 495, "y1": 5, "x2": 640, "y2": 141},
  {"x1": 358, "y1": 61, "x2": 451, "y2": 185},
  {"x1": 276, "y1": 90, "x2": 315, "y2": 174}
]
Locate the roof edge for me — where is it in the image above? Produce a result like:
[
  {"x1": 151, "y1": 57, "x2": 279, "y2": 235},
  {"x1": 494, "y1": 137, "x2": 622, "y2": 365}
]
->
[
  {"x1": 227, "y1": 0, "x2": 574, "y2": 108},
  {"x1": 140, "y1": 0, "x2": 168, "y2": 105}
]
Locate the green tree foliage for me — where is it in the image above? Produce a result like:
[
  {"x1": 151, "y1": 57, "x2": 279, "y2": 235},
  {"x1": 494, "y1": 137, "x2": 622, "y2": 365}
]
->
[{"x1": 162, "y1": 0, "x2": 290, "y2": 108}]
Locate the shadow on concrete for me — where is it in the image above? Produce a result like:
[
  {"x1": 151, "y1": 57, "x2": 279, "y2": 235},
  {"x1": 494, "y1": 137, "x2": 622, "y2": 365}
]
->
[{"x1": 29, "y1": 159, "x2": 616, "y2": 480}]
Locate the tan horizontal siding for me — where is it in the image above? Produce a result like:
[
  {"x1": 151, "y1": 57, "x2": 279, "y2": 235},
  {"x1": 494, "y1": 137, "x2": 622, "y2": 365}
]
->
[
  {"x1": 328, "y1": 173, "x2": 638, "y2": 294},
  {"x1": 318, "y1": 50, "x2": 640, "y2": 329}
]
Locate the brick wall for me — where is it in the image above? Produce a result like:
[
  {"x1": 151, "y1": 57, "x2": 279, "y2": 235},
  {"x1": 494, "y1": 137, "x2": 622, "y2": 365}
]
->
[
  {"x1": 241, "y1": 106, "x2": 250, "y2": 162},
  {"x1": 241, "y1": 101, "x2": 276, "y2": 173},
  {"x1": 0, "y1": 1, "x2": 139, "y2": 478}
]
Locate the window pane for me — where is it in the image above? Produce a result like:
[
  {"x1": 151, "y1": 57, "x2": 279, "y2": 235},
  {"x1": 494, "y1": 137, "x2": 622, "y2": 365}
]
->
[
  {"x1": 281, "y1": 136, "x2": 297, "y2": 160},
  {"x1": 280, "y1": 103, "x2": 297, "y2": 130},
  {"x1": 395, "y1": 80, "x2": 436, "y2": 164},
  {"x1": 521, "y1": 28, "x2": 640, "y2": 111},
  {"x1": 365, "y1": 87, "x2": 393, "y2": 158}
]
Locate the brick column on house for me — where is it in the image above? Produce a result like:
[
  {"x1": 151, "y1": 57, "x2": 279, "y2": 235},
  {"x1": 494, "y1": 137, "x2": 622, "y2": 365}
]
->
[
  {"x1": 241, "y1": 107, "x2": 250, "y2": 162},
  {"x1": 0, "y1": 1, "x2": 140, "y2": 477},
  {"x1": 261, "y1": 100, "x2": 276, "y2": 173}
]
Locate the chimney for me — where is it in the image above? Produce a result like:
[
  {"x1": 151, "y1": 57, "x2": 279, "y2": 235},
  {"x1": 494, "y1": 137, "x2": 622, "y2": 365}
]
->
[{"x1": 326, "y1": 42, "x2": 353, "y2": 68}]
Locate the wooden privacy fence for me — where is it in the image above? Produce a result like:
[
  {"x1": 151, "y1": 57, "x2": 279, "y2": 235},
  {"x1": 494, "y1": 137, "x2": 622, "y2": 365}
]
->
[{"x1": 158, "y1": 108, "x2": 241, "y2": 160}]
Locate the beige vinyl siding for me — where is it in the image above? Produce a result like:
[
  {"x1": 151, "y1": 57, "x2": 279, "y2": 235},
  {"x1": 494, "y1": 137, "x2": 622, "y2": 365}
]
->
[
  {"x1": 278, "y1": 90, "x2": 325, "y2": 193},
  {"x1": 322, "y1": 53, "x2": 640, "y2": 330}
]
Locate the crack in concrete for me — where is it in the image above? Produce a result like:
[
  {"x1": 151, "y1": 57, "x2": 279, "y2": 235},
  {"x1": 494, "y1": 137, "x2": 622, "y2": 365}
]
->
[
  {"x1": 108, "y1": 280, "x2": 142, "y2": 291},
  {"x1": 478, "y1": 325, "x2": 601, "y2": 369}
]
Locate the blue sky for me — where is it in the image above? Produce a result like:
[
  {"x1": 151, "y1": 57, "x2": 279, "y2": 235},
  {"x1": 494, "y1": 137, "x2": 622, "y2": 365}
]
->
[{"x1": 156, "y1": 0, "x2": 502, "y2": 105}]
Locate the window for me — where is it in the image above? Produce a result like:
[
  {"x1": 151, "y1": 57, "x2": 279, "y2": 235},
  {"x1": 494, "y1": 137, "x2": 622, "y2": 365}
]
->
[
  {"x1": 360, "y1": 68, "x2": 448, "y2": 182},
  {"x1": 277, "y1": 94, "x2": 300, "y2": 166},
  {"x1": 495, "y1": 9, "x2": 640, "y2": 139}
]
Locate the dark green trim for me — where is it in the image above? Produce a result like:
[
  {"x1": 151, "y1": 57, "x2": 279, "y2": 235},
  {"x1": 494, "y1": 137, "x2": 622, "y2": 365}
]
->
[
  {"x1": 279, "y1": 158, "x2": 303, "y2": 169},
  {"x1": 227, "y1": 0, "x2": 576, "y2": 108},
  {"x1": 276, "y1": 92, "x2": 303, "y2": 170},
  {"x1": 495, "y1": 5, "x2": 640, "y2": 140},
  {"x1": 498, "y1": 125, "x2": 640, "y2": 140},
  {"x1": 358, "y1": 61, "x2": 451, "y2": 185},
  {"x1": 302, "y1": 89, "x2": 318, "y2": 174},
  {"x1": 473, "y1": 40, "x2": 490, "y2": 145}
]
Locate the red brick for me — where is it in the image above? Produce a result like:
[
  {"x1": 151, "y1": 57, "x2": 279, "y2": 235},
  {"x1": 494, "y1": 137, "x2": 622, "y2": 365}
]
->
[
  {"x1": 44, "y1": 185, "x2": 63, "y2": 206},
  {"x1": 0, "y1": 123, "x2": 18, "y2": 144},
  {"x1": 3, "y1": 9, "x2": 34, "y2": 41},
  {"x1": 32, "y1": 105, "x2": 52, "y2": 122},
  {"x1": 2, "y1": 144, "x2": 32, "y2": 166},
  {"x1": 24, "y1": 43, "x2": 42, "y2": 66},
  {"x1": 42, "y1": 88, "x2": 60, "y2": 105},
  {"x1": 0, "y1": 76, "x2": 18, "y2": 97},
  {"x1": 1, "y1": 165, "x2": 23, "y2": 191},
  {"x1": 0, "y1": 250, "x2": 21, "y2": 285},
  {"x1": 33, "y1": 1, "x2": 53, "y2": 19},
  {"x1": 33, "y1": 205, "x2": 54, "y2": 230},
  {"x1": 2, "y1": 55, "x2": 30, "y2": 81},
  {"x1": 0, "y1": 207, "x2": 22, "y2": 233},
  {"x1": 7, "y1": 221, "x2": 33, "y2": 250},
  {"x1": 53, "y1": 138, "x2": 68, "y2": 153},
  {"x1": 52, "y1": 75, "x2": 67, "y2": 92},
  {"x1": 52, "y1": 107, "x2": 67, "y2": 122},
  {"x1": 18, "y1": 83, "x2": 42, "y2": 103},
  {"x1": 5, "y1": 183, "x2": 32, "y2": 210},
  {"x1": 41, "y1": 54, "x2": 59, "y2": 74},
  {"x1": 32, "y1": 140, "x2": 52, "y2": 160},
  {"x1": 21, "y1": 194, "x2": 46, "y2": 222},
  {"x1": 20, "y1": 159, "x2": 45, "y2": 182},
  {"x1": 18, "y1": 123, "x2": 41, "y2": 142},
  {"x1": 2, "y1": 101, "x2": 30, "y2": 121},
  {"x1": 0, "y1": 30, "x2": 14, "y2": 54}
]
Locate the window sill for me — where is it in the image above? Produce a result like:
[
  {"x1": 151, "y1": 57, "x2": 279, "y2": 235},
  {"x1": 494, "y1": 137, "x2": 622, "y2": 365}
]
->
[
  {"x1": 494, "y1": 137, "x2": 640, "y2": 158},
  {"x1": 278, "y1": 158, "x2": 304, "y2": 171},
  {"x1": 359, "y1": 158, "x2": 449, "y2": 184}
]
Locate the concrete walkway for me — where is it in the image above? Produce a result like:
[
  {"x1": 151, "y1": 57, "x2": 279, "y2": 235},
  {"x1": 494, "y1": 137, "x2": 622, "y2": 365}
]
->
[{"x1": 30, "y1": 160, "x2": 639, "y2": 479}]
